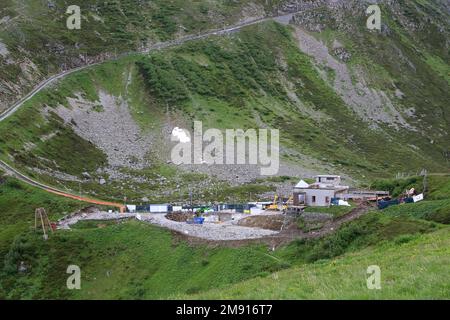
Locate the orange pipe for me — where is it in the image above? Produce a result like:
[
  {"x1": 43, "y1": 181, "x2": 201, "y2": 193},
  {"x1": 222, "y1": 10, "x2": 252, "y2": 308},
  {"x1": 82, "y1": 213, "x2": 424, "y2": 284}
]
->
[{"x1": 45, "y1": 189, "x2": 126, "y2": 213}]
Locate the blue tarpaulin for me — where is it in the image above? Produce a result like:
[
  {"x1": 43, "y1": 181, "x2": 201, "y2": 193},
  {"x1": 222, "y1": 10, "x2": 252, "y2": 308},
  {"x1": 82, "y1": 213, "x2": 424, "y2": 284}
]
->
[
  {"x1": 331, "y1": 198, "x2": 340, "y2": 206},
  {"x1": 378, "y1": 199, "x2": 399, "y2": 210},
  {"x1": 404, "y1": 197, "x2": 414, "y2": 203}
]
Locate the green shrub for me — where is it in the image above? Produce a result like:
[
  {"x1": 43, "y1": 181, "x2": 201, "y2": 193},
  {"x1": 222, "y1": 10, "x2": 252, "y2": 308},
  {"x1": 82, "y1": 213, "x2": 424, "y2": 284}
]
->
[{"x1": 426, "y1": 205, "x2": 450, "y2": 224}]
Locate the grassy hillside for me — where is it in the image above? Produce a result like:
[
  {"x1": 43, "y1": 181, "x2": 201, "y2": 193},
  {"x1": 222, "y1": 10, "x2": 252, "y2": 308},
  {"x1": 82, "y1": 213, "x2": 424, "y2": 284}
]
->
[
  {"x1": 0, "y1": 0, "x2": 279, "y2": 109},
  {"x1": 372, "y1": 175, "x2": 450, "y2": 200},
  {"x1": 1, "y1": 172, "x2": 448, "y2": 299},
  {"x1": 0, "y1": 19, "x2": 448, "y2": 203},
  {"x1": 0, "y1": 174, "x2": 287, "y2": 300},
  {"x1": 1, "y1": 220, "x2": 290, "y2": 299},
  {"x1": 136, "y1": 20, "x2": 449, "y2": 176},
  {"x1": 1, "y1": 206, "x2": 447, "y2": 299},
  {"x1": 180, "y1": 228, "x2": 450, "y2": 299},
  {"x1": 371, "y1": 175, "x2": 450, "y2": 224},
  {"x1": 0, "y1": 0, "x2": 449, "y2": 301},
  {"x1": 0, "y1": 171, "x2": 81, "y2": 258}
]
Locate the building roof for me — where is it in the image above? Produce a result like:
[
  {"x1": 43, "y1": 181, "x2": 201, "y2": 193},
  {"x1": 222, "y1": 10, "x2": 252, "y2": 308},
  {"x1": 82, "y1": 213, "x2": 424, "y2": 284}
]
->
[{"x1": 295, "y1": 180, "x2": 310, "y2": 188}]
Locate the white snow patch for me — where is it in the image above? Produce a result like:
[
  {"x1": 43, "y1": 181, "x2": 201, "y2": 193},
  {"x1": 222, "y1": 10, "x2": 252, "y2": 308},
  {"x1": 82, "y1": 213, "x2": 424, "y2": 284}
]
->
[{"x1": 171, "y1": 127, "x2": 191, "y2": 143}]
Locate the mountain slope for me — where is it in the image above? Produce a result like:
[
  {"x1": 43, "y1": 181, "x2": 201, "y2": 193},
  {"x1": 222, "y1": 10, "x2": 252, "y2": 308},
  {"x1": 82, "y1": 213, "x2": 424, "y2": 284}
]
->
[
  {"x1": 0, "y1": 0, "x2": 449, "y2": 301},
  {"x1": 0, "y1": 0, "x2": 279, "y2": 112},
  {"x1": 0, "y1": 0, "x2": 448, "y2": 202},
  {"x1": 179, "y1": 228, "x2": 450, "y2": 299},
  {"x1": 1, "y1": 169, "x2": 448, "y2": 299}
]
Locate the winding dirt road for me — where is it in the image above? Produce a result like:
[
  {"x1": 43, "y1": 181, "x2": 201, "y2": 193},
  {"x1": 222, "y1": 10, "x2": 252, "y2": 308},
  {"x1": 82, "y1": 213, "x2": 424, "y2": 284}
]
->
[{"x1": 0, "y1": 11, "x2": 300, "y2": 207}]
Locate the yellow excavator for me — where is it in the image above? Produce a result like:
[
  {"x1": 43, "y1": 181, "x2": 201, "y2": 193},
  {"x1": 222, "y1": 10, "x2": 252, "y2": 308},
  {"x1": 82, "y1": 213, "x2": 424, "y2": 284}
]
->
[
  {"x1": 267, "y1": 195, "x2": 279, "y2": 210},
  {"x1": 285, "y1": 195, "x2": 293, "y2": 207},
  {"x1": 267, "y1": 195, "x2": 293, "y2": 211}
]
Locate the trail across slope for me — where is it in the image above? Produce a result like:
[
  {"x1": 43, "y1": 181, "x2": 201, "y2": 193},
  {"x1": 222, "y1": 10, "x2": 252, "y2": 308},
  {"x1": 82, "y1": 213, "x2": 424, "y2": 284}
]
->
[
  {"x1": 0, "y1": 11, "x2": 300, "y2": 205},
  {"x1": 0, "y1": 12, "x2": 297, "y2": 121},
  {"x1": 0, "y1": 160, "x2": 125, "y2": 212}
]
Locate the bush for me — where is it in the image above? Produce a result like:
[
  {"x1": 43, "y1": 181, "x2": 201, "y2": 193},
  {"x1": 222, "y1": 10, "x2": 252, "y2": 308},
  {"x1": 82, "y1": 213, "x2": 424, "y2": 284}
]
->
[
  {"x1": 426, "y1": 205, "x2": 450, "y2": 224},
  {"x1": 394, "y1": 234, "x2": 417, "y2": 245},
  {"x1": 2, "y1": 234, "x2": 35, "y2": 275}
]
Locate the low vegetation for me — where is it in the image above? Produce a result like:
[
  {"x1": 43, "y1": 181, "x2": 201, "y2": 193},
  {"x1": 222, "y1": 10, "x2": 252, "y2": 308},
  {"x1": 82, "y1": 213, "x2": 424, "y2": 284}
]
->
[
  {"x1": 303, "y1": 202, "x2": 355, "y2": 218},
  {"x1": 1, "y1": 173, "x2": 448, "y2": 299},
  {"x1": 0, "y1": 172, "x2": 80, "y2": 261},
  {"x1": 0, "y1": 0, "x2": 448, "y2": 300},
  {"x1": 181, "y1": 228, "x2": 450, "y2": 299},
  {"x1": 1, "y1": 15, "x2": 449, "y2": 201}
]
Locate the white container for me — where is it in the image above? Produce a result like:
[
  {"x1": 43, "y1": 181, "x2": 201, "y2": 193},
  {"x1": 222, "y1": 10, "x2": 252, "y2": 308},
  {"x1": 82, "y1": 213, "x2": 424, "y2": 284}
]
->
[
  {"x1": 126, "y1": 205, "x2": 136, "y2": 213},
  {"x1": 149, "y1": 205, "x2": 168, "y2": 213}
]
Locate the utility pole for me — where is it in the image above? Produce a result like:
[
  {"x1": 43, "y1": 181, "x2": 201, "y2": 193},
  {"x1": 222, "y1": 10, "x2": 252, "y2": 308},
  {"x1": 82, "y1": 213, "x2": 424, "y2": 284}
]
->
[{"x1": 422, "y1": 168, "x2": 428, "y2": 196}]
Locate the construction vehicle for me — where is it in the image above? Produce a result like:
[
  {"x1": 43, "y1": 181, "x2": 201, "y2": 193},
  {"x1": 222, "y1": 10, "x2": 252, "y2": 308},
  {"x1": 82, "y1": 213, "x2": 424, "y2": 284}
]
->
[
  {"x1": 267, "y1": 195, "x2": 293, "y2": 211},
  {"x1": 283, "y1": 195, "x2": 293, "y2": 210},
  {"x1": 267, "y1": 195, "x2": 279, "y2": 210}
]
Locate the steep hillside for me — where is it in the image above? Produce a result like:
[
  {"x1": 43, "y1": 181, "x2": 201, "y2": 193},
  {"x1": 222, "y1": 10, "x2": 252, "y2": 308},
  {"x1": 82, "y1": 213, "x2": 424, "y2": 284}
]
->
[
  {"x1": 0, "y1": 0, "x2": 283, "y2": 111},
  {"x1": 0, "y1": 0, "x2": 448, "y2": 302},
  {"x1": 0, "y1": 5, "x2": 449, "y2": 201},
  {"x1": 1, "y1": 170, "x2": 448, "y2": 299},
  {"x1": 180, "y1": 228, "x2": 450, "y2": 299},
  {"x1": 0, "y1": 169, "x2": 81, "y2": 259}
]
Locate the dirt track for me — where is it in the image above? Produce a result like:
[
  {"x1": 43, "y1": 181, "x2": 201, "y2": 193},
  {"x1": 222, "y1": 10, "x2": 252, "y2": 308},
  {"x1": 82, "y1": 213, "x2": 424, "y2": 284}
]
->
[
  {"x1": 0, "y1": 10, "x2": 307, "y2": 207},
  {"x1": 0, "y1": 160, "x2": 125, "y2": 212},
  {"x1": 275, "y1": 202, "x2": 372, "y2": 242}
]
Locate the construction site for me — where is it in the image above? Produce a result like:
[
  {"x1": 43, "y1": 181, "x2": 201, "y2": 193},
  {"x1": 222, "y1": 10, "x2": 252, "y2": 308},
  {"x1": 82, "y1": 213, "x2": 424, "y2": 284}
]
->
[{"x1": 43, "y1": 174, "x2": 416, "y2": 245}]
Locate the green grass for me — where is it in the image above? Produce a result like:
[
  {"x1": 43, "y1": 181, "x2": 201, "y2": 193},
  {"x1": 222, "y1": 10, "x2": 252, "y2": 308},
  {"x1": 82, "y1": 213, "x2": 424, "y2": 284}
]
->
[
  {"x1": 382, "y1": 199, "x2": 450, "y2": 224},
  {"x1": 0, "y1": 0, "x2": 279, "y2": 86},
  {"x1": 424, "y1": 54, "x2": 450, "y2": 85},
  {"x1": 180, "y1": 228, "x2": 450, "y2": 299},
  {"x1": 306, "y1": 1, "x2": 450, "y2": 174},
  {"x1": 371, "y1": 175, "x2": 450, "y2": 200},
  {"x1": 1, "y1": 18, "x2": 449, "y2": 203},
  {"x1": 135, "y1": 21, "x2": 449, "y2": 180},
  {"x1": 0, "y1": 0, "x2": 449, "y2": 300},
  {"x1": 0, "y1": 172, "x2": 449, "y2": 299},
  {"x1": 1, "y1": 212, "x2": 443, "y2": 300},
  {"x1": 0, "y1": 174, "x2": 81, "y2": 260},
  {"x1": 0, "y1": 220, "x2": 287, "y2": 299},
  {"x1": 297, "y1": 204, "x2": 355, "y2": 232},
  {"x1": 277, "y1": 212, "x2": 439, "y2": 265}
]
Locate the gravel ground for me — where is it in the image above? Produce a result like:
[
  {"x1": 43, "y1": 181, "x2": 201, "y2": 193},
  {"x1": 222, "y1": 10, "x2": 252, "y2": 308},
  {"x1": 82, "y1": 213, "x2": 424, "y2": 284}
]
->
[
  {"x1": 293, "y1": 27, "x2": 414, "y2": 130},
  {"x1": 57, "y1": 210, "x2": 279, "y2": 241},
  {"x1": 57, "y1": 91, "x2": 154, "y2": 169},
  {"x1": 138, "y1": 213, "x2": 279, "y2": 241},
  {"x1": 58, "y1": 211, "x2": 136, "y2": 229}
]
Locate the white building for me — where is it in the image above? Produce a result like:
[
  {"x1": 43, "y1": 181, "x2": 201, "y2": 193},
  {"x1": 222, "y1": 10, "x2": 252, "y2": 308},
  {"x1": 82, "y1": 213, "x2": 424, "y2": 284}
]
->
[{"x1": 293, "y1": 175, "x2": 349, "y2": 207}]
